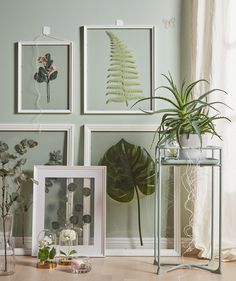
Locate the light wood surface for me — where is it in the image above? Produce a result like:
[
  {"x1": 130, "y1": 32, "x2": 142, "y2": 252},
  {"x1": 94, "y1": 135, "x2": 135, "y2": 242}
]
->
[{"x1": 3, "y1": 256, "x2": 236, "y2": 281}]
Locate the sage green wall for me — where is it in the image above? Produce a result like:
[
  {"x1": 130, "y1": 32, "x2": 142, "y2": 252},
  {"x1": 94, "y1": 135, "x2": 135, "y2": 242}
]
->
[{"x1": 0, "y1": 0, "x2": 185, "y2": 240}]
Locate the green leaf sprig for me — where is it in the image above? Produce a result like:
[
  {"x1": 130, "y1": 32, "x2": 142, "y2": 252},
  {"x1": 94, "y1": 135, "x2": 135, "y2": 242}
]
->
[
  {"x1": 34, "y1": 53, "x2": 58, "y2": 103},
  {"x1": 106, "y1": 31, "x2": 144, "y2": 106}
]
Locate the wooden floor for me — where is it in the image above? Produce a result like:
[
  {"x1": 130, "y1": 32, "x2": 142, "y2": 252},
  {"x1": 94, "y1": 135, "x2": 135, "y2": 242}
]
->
[{"x1": 4, "y1": 256, "x2": 236, "y2": 281}]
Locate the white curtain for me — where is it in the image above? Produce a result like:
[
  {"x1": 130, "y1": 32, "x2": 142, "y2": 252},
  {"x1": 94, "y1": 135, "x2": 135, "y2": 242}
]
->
[{"x1": 191, "y1": 0, "x2": 236, "y2": 260}]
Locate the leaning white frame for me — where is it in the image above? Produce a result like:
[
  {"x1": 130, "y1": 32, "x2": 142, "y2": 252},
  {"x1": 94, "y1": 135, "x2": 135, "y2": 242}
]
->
[
  {"x1": 83, "y1": 25, "x2": 156, "y2": 114},
  {"x1": 0, "y1": 123, "x2": 74, "y2": 255},
  {"x1": 84, "y1": 124, "x2": 181, "y2": 256},
  {"x1": 32, "y1": 165, "x2": 106, "y2": 257},
  {"x1": 17, "y1": 41, "x2": 73, "y2": 114}
]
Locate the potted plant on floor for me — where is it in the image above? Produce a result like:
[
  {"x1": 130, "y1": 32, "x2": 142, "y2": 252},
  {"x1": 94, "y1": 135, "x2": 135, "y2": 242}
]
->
[{"x1": 132, "y1": 73, "x2": 231, "y2": 158}]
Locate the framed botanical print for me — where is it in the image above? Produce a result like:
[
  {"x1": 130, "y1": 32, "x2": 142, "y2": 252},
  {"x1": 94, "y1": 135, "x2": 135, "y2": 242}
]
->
[
  {"x1": 0, "y1": 123, "x2": 74, "y2": 254},
  {"x1": 82, "y1": 25, "x2": 156, "y2": 114},
  {"x1": 32, "y1": 165, "x2": 106, "y2": 257},
  {"x1": 17, "y1": 41, "x2": 73, "y2": 113},
  {"x1": 83, "y1": 124, "x2": 181, "y2": 257}
]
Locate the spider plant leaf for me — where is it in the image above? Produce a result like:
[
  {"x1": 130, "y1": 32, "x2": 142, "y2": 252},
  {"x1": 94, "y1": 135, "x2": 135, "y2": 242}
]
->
[
  {"x1": 198, "y1": 88, "x2": 227, "y2": 102},
  {"x1": 176, "y1": 123, "x2": 184, "y2": 149},
  {"x1": 198, "y1": 100, "x2": 233, "y2": 111},
  {"x1": 184, "y1": 79, "x2": 208, "y2": 102},
  {"x1": 136, "y1": 108, "x2": 179, "y2": 115},
  {"x1": 156, "y1": 85, "x2": 183, "y2": 108},
  {"x1": 161, "y1": 73, "x2": 184, "y2": 105},
  {"x1": 157, "y1": 130, "x2": 176, "y2": 146},
  {"x1": 132, "y1": 96, "x2": 180, "y2": 110},
  {"x1": 211, "y1": 116, "x2": 231, "y2": 122}
]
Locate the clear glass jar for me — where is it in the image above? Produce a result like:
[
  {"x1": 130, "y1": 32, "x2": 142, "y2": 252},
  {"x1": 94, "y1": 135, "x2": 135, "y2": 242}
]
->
[
  {"x1": 37, "y1": 229, "x2": 57, "y2": 269},
  {"x1": 164, "y1": 139, "x2": 179, "y2": 159},
  {"x1": 58, "y1": 224, "x2": 78, "y2": 265}
]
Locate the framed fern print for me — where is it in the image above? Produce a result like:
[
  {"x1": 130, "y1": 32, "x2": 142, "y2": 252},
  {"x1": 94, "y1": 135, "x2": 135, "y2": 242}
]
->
[{"x1": 82, "y1": 26, "x2": 156, "y2": 114}]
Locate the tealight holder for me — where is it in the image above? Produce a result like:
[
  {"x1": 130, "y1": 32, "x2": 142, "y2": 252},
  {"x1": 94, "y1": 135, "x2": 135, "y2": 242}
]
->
[{"x1": 71, "y1": 257, "x2": 92, "y2": 273}]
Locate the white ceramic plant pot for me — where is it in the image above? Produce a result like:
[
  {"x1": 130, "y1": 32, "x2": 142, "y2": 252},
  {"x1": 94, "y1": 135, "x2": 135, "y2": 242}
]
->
[{"x1": 179, "y1": 134, "x2": 208, "y2": 160}]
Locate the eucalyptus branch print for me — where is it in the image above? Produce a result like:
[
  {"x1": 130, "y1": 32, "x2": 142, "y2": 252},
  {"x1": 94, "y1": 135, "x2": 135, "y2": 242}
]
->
[
  {"x1": 106, "y1": 31, "x2": 144, "y2": 106},
  {"x1": 34, "y1": 53, "x2": 58, "y2": 103}
]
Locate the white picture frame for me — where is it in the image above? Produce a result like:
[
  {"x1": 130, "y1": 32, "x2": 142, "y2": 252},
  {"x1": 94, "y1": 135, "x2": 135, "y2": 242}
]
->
[
  {"x1": 84, "y1": 124, "x2": 181, "y2": 257},
  {"x1": 82, "y1": 25, "x2": 156, "y2": 114},
  {"x1": 32, "y1": 165, "x2": 106, "y2": 257},
  {"x1": 17, "y1": 41, "x2": 73, "y2": 114},
  {"x1": 0, "y1": 123, "x2": 74, "y2": 255}
]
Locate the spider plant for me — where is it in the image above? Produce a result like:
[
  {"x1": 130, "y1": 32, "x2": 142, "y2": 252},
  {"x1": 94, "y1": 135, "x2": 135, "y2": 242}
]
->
[{"x1": 132, "y1": 72, "x2": 231, "y2": 148}]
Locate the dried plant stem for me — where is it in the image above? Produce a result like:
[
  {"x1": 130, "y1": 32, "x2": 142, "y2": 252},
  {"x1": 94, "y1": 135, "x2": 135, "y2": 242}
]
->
[
  {"x1": 134, "y1": 185, "x2": 143, "y2": 246},
  {"x1": 47, "y1": 82, "x2": 50, "y2": 103},
  {"x1": 2, "y1": 176, "x2": 8, "y2": 272}
]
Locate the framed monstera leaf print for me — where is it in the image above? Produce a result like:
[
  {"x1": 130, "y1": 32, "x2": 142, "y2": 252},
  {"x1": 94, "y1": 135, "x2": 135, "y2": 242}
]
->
[{"x1": 84, "y1": 124, "x2": 181, "y2": 257}]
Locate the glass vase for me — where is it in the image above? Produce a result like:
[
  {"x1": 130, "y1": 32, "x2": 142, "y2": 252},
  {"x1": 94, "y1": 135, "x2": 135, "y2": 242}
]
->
[
  {"x1": 0, "y1": 215, "x2": 15, "y2": 276},
  {"x1": 37, "y1": 229, "x2": 57, "y2": 269},
  {"x1": 59, "y1": 225, "x2": 78, "y2": 266}
]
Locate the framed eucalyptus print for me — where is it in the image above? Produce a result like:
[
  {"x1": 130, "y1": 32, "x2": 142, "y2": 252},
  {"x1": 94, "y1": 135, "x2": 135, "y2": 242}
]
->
[
  {"x1": 32, "y1": 166, "x2": 106, "y2": 257},
  {"x1": 0, "y1": 123, "x2": 74, "y2": 254},
  {"x1": 82, "y1": 25, "x2": 156, "y2": 114},
  {"x1": 17, "y1": 41, "x2": 73, "y2": 113}
]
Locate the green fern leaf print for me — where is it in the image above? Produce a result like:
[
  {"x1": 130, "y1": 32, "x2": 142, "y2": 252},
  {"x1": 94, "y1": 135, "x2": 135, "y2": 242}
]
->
[{"x1": 106, "y1": 31, "x2": 144, "y2": 107}]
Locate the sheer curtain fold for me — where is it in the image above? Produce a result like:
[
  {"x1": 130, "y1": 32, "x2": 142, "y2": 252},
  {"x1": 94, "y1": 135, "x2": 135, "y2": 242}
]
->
[{"x1": 190, "y1": 0, "x2": 236, "y2": 261}]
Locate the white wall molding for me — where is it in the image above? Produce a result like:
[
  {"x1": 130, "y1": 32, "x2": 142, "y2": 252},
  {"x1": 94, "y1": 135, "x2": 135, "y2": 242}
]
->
[{"x1": 15, "y1": 236, "x2": 193, "y2": 257}]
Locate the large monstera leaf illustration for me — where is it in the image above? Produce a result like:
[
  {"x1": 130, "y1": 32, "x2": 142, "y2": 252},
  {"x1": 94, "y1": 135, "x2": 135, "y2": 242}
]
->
[{"x1": 99, "y1": 138, "x2": 155, "y2": 245}]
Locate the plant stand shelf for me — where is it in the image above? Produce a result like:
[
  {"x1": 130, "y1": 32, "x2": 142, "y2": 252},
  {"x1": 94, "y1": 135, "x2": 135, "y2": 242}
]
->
[{"x1": 154, "y1": 146, "x2": 222, "y2": 275}]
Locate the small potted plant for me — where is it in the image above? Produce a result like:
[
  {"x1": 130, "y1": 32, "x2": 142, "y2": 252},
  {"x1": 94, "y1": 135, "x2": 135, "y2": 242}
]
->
[
  {"x1": 37, "y1": 229, "x2": 57, "y2": 269},
  {"x1": 133, "y1": 72, "x2": 231, "y2": 158}
]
